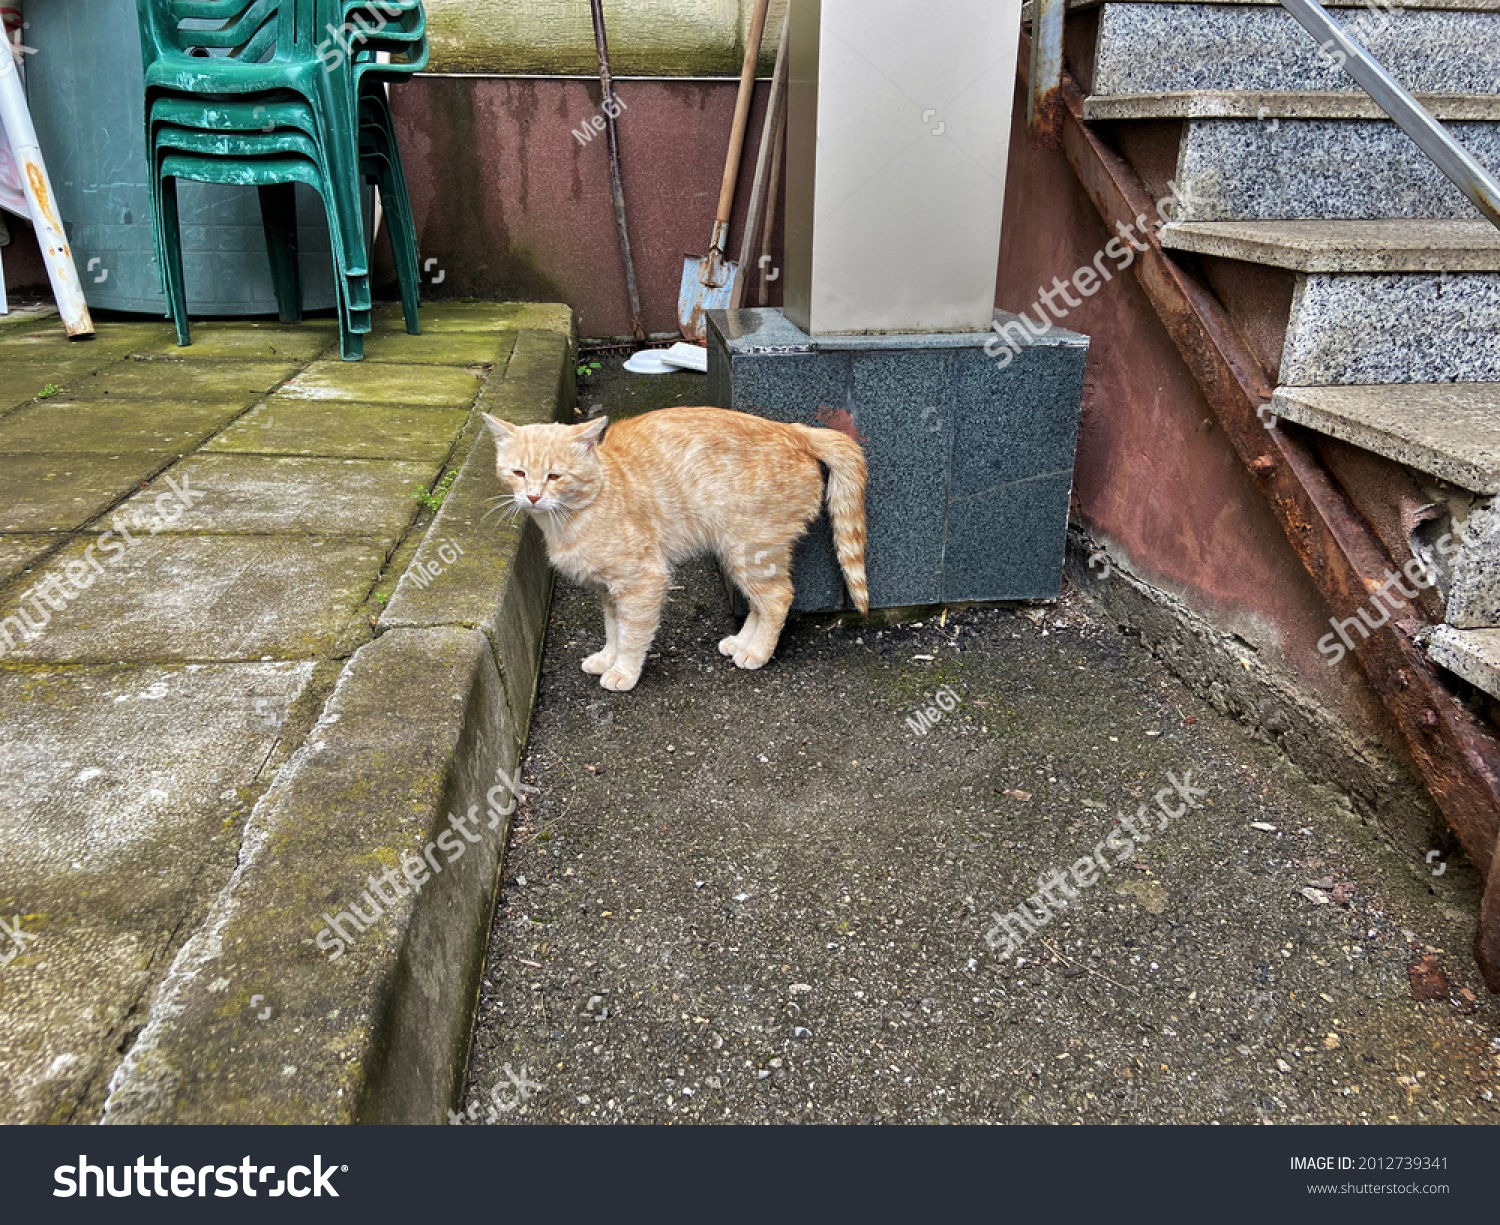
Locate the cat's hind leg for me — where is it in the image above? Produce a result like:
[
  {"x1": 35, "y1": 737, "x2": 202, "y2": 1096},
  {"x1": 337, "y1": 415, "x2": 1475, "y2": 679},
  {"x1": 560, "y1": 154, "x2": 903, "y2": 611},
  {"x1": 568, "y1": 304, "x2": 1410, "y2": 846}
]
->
[
  {"x1": 724, "y1": 545, "x2": 794, "y2": 670},
  {"x1": 600, "y1": 573, "x2": 668, "y2": 691},
  {"x1": 582, "y1": 590, "x2": 619, "y2": 675}
]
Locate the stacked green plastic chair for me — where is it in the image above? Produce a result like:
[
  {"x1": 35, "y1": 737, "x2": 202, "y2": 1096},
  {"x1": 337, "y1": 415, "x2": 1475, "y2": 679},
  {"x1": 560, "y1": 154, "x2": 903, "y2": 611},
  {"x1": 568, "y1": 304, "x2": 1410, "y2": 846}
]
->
[{"x1": 136, "y1": 0, "x2": 428, "y2": 360}]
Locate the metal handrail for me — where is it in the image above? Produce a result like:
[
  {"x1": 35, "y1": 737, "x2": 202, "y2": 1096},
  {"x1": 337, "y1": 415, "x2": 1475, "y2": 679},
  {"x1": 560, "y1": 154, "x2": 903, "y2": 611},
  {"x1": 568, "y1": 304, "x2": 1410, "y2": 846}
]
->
[
  {"x1": 1280, "y1": 0, "x2": 1500, "y2": 230},
  {"x1": 1026, "y1": 0, "x2": 1500, "y2": 230}
]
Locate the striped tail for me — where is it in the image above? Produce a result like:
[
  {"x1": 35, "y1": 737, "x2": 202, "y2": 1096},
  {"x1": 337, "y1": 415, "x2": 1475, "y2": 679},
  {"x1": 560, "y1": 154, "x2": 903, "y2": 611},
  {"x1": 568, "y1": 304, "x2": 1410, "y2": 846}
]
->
[{"x1": 802, "y1": 425, "x2": 870, "y2": 614}]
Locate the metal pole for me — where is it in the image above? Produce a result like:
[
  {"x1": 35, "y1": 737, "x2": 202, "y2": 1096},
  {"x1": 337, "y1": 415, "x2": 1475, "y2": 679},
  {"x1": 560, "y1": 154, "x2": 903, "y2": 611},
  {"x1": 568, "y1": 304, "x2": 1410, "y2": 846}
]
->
[
  {"x1": 1281, "y1": 0, "x2": 1500, "y2": 229},
  {"x1": 589, "y1": 0, "x2": 645, "y2": 343},
  {"x1": 0, "y1": 37, "x2": 91, "y2": 335},
  {"x1": 1028, "y1": 0, "x2": 1065, "y2": 148}
]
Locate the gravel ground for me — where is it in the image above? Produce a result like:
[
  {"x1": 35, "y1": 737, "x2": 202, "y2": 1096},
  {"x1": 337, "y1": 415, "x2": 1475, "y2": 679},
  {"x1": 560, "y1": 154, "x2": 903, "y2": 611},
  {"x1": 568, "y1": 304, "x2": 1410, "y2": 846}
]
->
[{"x1": 460, "y1": 554, "x2": 1500, "y2": 1125}]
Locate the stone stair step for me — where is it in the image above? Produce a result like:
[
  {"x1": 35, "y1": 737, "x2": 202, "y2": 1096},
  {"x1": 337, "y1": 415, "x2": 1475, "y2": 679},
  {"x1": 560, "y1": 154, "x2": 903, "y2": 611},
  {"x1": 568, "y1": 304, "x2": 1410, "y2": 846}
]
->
[
  {"x1": 1428, "y1": 625, "x2": 1500, "y2": 699},
  {"x1": 1051, "y1": 0, "x2": 1500, "y2": 10},
  {"x1": 1173, "y1": 118, "x2": 1500, "y2": 221},
  {"x1": 1161, "y1": 219, "x2": 1500, "y2": 271},
  {"x1": 1278, "y1": 271, "x2": 1500, "y2": 383},
  {"x1": 1271, "y1": 384, "x2": 1500, "y2": 492},
  {"x1": 1084, "y1": 90, "x2": 1500, "y2": 121},
  {"x1": 1091, "y1": 4, "x2": 1500, "y2": 97}
]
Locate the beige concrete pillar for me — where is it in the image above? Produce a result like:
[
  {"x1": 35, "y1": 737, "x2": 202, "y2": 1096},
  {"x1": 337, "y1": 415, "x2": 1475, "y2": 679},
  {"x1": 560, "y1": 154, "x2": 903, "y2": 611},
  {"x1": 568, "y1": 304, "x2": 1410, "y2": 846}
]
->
[{"x1": 783, "y1": 0, "x2": 1022, "y2": 335}]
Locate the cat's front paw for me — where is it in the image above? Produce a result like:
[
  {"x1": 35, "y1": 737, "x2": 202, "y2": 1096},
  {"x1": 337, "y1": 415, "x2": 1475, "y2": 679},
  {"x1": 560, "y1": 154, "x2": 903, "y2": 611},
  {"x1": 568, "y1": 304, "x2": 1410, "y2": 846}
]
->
[
  {"x1": 717, "y1": 635, "x2": 743, "y2": 658},
  {"x1": 600, "y1": 665, "x2": 640, "y2": 692},
  {"x1": 729, "y1": 642, "x2": 772, "y2": 671},
  {"x1": 582, "y1": 650, "x2": 614, "y2": 675}
]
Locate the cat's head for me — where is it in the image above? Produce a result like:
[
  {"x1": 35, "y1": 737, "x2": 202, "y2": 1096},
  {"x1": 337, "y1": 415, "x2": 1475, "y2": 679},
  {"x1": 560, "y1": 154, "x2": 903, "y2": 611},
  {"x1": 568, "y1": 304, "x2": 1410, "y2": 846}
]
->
[{"x1": 483, "y1": 414, "x2": 608, "y2": 516}]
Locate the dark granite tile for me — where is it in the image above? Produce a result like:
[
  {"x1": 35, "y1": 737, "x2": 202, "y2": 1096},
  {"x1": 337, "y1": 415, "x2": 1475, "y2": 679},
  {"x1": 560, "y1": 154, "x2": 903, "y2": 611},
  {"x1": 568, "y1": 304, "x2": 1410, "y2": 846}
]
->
[
  {"x1": 942, "y1": 472, "x2": 1075, "y2": 603},
  {"x1": 717, "y1": 308, "x2": 1087, "y2": 611},
  {"x1": 729, "y1": 351, "x2": 853, "y2": 424},
  {"x1": 950, "y1": 342, "x2": 1087, "y2": 496},
  {"x1": 853, "y1": 350, "x2": 953, "y2": 608}
]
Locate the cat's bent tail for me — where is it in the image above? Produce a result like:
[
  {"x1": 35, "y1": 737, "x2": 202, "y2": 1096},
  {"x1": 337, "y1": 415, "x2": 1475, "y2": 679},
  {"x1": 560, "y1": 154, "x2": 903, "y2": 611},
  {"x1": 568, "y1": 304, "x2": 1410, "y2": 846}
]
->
[{"x1": 802, "y1": 426, "x2": 870, "y2": 614}]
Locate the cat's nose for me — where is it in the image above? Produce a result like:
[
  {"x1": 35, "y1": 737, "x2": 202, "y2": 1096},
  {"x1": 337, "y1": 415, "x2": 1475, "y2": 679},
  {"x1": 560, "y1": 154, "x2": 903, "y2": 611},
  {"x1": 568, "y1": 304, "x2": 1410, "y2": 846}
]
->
[{"x1": 527, "y1": 493, "x2": 541, "y2": 505}]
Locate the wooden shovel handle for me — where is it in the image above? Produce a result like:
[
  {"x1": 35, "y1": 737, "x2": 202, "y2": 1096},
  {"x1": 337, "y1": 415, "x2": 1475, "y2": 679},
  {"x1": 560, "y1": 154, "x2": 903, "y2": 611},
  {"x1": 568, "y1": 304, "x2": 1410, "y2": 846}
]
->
[{"x1": 715, "y1": 0, "x2": 773, "y2": 240}]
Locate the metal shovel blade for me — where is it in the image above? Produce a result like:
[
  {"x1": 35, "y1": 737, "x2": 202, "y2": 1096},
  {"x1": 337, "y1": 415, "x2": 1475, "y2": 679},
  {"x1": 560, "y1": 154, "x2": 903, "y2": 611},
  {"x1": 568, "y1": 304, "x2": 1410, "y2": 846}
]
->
[{"x1": 678, "y1": 254, "x2": 739, "y2": 343}]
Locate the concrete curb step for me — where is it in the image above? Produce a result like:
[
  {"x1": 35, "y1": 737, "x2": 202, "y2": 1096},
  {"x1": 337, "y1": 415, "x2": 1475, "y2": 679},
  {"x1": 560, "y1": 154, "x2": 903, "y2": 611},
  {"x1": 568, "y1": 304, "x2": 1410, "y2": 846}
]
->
[
  {"x1": 1172, "y1": 119, "x2": 1500, "y2": 222},
  {"x1": 1090, "y1": 4, "x2": 1500, "y2": 97},
  {"x1": 99, "y1": 310, "x2": 576, "y2": 1124}
]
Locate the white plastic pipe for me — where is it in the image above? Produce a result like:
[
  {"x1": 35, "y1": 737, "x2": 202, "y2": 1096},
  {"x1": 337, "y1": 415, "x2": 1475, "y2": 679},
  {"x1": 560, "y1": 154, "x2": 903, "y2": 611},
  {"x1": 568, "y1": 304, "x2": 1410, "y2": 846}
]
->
[{"x1": 0, "y1": 37, "x2": 91, "y2": 335}]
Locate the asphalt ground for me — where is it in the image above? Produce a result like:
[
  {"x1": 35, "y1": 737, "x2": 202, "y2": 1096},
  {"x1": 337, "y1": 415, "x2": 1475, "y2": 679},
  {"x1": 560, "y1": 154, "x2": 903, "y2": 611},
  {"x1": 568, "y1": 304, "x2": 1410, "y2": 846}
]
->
[{"x1": 462, "y1": 548, "x2": 1500, "y2": 1125}]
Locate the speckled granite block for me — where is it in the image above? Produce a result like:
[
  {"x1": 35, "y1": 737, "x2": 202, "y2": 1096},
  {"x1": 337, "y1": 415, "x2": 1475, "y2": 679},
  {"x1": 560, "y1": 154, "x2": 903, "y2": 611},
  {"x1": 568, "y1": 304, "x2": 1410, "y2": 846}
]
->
[
  {"x1": 1093, "y1": 4, "x2": 1500, "y2": 95},
  {"x1": 1447, "y1": 499, "x2": 1500, "y2": 628},
  {"x1": 854, "y1": 352, "x2": 955, "y2": 607},
  {"x1": 1428, "y1": 624, "x2": 1500, "y2": 699},
  {"x1": 1175, "y1": 119, "x2": 1500, "y2": 221},
  {"x1": 1281, "y1": 272, "x2": 1500, "y2": 384},
  {"x1": 707, "y1": 309, "x2": 1088, "y2": 612}
]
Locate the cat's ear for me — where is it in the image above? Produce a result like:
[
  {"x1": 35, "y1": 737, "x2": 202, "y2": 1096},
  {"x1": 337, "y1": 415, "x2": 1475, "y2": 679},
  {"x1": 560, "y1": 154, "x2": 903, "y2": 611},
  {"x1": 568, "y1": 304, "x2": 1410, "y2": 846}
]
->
[
  {"x1": 572, "y1": 416, "x2": 608, "y2": 453},
  {"x1": 482, "y1": 413, "x2": 517, "y2": 442}
]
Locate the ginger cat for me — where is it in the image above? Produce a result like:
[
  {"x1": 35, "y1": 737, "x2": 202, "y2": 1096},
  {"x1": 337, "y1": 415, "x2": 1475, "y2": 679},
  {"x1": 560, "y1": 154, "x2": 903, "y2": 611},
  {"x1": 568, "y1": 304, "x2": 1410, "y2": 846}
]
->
[{"x1": 484, "y1": 406, "x2": 868, "y2": 692}]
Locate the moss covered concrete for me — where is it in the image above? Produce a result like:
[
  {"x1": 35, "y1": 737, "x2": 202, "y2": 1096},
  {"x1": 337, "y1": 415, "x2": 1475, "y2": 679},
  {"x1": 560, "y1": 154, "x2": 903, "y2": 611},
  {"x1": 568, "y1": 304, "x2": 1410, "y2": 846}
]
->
[
  {"x1": 279, "y1": 360, "x2": 484, "y2": 407},
  {"x1": 0, "y1": 400, "x2": 247, "y2": 455},
  {"x1": 0, "y1": 304, "x2": 577, "y2": 1123},
  {"x1": 205, "y1": 401, "x2": 470, "y2": 460},
  {"x1": 424, "y1": 0, "x2": 786, "y2": 77},
  {"x1": 0, "y1": 454, "x2": 169, "y2": 532}
]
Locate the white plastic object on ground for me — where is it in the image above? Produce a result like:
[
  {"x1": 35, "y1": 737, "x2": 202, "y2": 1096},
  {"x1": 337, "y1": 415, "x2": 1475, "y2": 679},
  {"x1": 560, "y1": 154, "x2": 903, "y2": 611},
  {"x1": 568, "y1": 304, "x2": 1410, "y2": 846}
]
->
[{"x1": 659, "y1": 342, "x2": 708, "y2": 373}]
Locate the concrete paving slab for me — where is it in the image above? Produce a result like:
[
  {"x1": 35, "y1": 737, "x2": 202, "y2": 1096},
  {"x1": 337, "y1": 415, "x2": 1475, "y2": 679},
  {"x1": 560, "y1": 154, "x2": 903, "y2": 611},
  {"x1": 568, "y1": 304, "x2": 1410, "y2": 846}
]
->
[
  {"x1": 0, "y1": 535, "x2": 57, "y2": 584},
  {"x1": 205, "y1": 401, "x2": 469, "y2": 460},
  {"x1": 1429, "y1": 625, "x2": 1500, "y2": 700},
  {"x1": 0, "y1": 535, "x2": 387, "y2": 664},
  {"x1": 0, "y1": 454, "x2": 165, "y2": 532},
  {"x1": 0, "y1": 323, "x2": 174, "y2": 359},
  {"x1": 1083, "y1": 90, "x2": 1500, "y2": 122},
  {"x1": 63, "y1": 359, "x2": 300, "y2": 403},
  {"x1": 129, "y1": 321, "x2": 336, "y2": 363},
  {"x1": 0, "y1": 660, "x2": 314, "y2": 1124},
  {"x1": 119, "y1": 455, "x2": 437, "y2": 539},
  {"x1": 0, "y1": 400, "x2": 246, "y2": 457},
  {"x1": 278, "y1": 360, "x2": 483, "y2": 406},
  {"x1": 353, "y1": 329, "x2": 517, "y2": 367},
  {"x1": 0, "y1": 360, "x2": 127, "y2": 408},
  {"x1": 101, "y1": 630, "x2": 519, "y2": 1124}
]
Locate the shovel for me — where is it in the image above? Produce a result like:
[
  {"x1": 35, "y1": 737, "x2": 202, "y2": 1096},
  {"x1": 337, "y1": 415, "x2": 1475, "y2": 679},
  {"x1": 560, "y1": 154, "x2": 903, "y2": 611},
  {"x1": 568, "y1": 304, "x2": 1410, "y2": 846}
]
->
[{"x1": 678, "y1": 0, "x2": 771, "y2": 341}]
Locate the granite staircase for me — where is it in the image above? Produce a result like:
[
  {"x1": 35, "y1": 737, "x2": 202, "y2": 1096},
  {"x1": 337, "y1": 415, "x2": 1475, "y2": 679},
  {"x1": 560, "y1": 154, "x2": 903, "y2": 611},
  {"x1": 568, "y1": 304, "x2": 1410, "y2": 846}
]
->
[
  {"x1": 1067, "y1": 0, "x2": 1500, "y2": 703},
  {"x1": 1025, "y1": 0, "x2": 1500, "y2": 983}
]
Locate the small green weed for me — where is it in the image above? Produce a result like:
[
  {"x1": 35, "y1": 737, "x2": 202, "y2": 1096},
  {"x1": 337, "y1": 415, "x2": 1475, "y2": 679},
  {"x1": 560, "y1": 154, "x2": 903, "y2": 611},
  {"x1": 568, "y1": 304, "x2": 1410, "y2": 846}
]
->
[
  {"x1": 412, "y1": 470, "x2": 458, "y2": 512},
  {"x1": 37, "y1": 384, "x2": 60, "y2": 399}
]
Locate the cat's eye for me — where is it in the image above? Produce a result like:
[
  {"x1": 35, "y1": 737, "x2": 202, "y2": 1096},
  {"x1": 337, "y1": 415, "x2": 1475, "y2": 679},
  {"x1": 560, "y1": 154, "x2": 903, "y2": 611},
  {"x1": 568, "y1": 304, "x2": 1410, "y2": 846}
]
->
[
  {"x1": 546, "y1": 473, "x2": 560, "y2": 482},
  {"x1": 511, "y1": 469, "x2": 525, "y2": 478}
]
